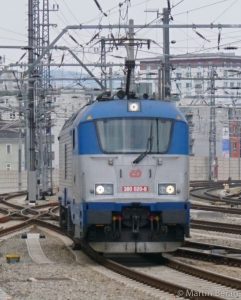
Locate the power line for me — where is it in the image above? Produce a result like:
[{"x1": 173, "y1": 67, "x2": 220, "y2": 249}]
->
[
  {"x1": 173, "y1": 0, "x2": 231, "y2": 17},
  {"x1": 212, "y1": 0, "x2": 239, "y2": 23}
]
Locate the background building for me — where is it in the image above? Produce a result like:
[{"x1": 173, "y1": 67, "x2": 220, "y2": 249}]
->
[
  {"x1": 0, "y1": 121, "x2": 25, "y2": 192},
  {"x1": 140, "y1": 53, "x2": 241, "y2": 102}
]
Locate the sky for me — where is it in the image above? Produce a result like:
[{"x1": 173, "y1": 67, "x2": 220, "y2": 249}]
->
[{"x1": 0, "y1": 0, "x2": 241, "y2": 79}]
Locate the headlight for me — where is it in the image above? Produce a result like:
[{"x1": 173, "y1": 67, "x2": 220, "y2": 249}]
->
[
  {"x1": 95, "y1": 184, "x2": 113, "y2": 195},
  {"x1": 128, "y1": 101, "x2": 141, "y2": 112},
  {"x1": 158, "y1": 184, "x2": 176, "y2": 195}
]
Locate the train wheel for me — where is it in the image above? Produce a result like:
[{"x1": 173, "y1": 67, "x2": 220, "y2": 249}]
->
[
  {"x1": 59, "y1": 206, "x2": 67, "y2": 230},
  {"x1": 67, "y1": 207, "x2": 75, "y2": 236}
]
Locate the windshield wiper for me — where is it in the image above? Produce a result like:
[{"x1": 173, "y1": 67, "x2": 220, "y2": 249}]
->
[{"x1": 133, "y1": 124, "x2": 153, "y2": 164}]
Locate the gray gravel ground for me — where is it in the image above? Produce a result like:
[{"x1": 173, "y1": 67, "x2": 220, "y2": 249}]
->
[{"x1": 0, "y1": 228, "x2": 176, "y2": 300}]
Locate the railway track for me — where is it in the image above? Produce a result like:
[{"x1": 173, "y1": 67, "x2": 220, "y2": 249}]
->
[
  {"x1": 190, "y1": 187, "x2": 241, "y2": 204},
  {"x1": 2, "y1": 191, "x2": 241, "y2": 299},
  {"x1": 0, "y1": 191, "x2": 59, "y2": 223},
  {"x1": 175, "y1": 240, "x2": 241, "y2": 267},
  {"x1": 191, "y1": 203, "x2": 241, "y2": 215},
  {"x1": 190, "y1": 183, "x2": 241, "y2": 206},
  {"x1": 79, "y1": 239, "x2": 233, "y2": 300},
  {"x1": 191, "y1": 219, "x2": 241, "y2": 235},
  {"x1": 190, "y1": 180, "x2": 241, "y2": 188},
  {"x1": 0, "y1": 208, "x2": 226, "y2": 299},
  {"x1": 0, "y1": 218, "x2": 212, "y2": 300}
]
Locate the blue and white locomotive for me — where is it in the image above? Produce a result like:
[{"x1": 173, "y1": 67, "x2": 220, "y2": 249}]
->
[{"x1": 58, "y1": 94, "x2": 190, "y2": 253}]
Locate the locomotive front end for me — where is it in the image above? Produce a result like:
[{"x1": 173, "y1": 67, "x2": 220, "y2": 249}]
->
[
  {"x1": 78, "y1": 100, "x2": 190, "y2": 253},
  {"x1": 59, "y1": 99, "x2": 189, "y2": 253}
]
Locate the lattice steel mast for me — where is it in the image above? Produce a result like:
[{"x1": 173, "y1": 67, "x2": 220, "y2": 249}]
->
[
  {"x1": 209, "y1": 68, "x2": 217, "y2": 181},
  {"x1": 40, "y1": 0, "x2": 54, "y2": 196},
  {"x1": 27, "y1": 0, "x2": 40, "y2": 203},
  {"x1": 28, "y1": 0, "x2": 56, "y2": 201}
]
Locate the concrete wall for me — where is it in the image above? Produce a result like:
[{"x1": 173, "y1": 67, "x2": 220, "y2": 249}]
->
[
  {"x1": 190, "y1": 156, "x2": 241, "y2": 181},
  {"x1": 0, "y1": 170, "x2": 27, "y2": 193},
  {"x1": 189, "y1": 156, "x2": 209, "y2": 180},
  {"x1": 217, "y1": 157, "x2": 241, "y2": 180}
]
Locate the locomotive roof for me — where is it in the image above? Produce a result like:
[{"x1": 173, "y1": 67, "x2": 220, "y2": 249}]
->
[{"x1": 62, "y1": 99, "x2": 186, "y2": 130}]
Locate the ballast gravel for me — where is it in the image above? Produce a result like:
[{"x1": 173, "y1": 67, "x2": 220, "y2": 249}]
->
[{"x1": 0, "y1": 229, "x2": 178, "y2": 300}]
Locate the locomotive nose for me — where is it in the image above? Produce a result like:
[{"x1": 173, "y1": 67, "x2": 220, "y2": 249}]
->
[{"x1": 116, "y1": 161, "x2": 156, "y2": 196}]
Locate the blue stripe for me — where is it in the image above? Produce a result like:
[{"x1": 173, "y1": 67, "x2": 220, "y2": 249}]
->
[
  {"x1": 84, "y1": 201, "x2": 190, "y2": 211},
  {"x1": 78, "y1": 100, "x2": 186, "y2": 122},
  {"x1": 83, "y1": 201, "x2": 190, "y2": 227}
]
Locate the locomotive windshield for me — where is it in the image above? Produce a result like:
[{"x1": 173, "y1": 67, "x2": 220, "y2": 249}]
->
[{"x1": 96, "y1": 118, "x2": 172, "y2": 153}]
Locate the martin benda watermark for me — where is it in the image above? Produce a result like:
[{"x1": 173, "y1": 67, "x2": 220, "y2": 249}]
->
[{"x1": 176, "y1": 289, "x2": 241, "y2": 298}]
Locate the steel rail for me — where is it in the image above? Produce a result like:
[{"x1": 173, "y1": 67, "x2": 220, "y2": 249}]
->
[
  {"x1": 185, "y1": 240, "x2": 241, "y2": 253},
  {"x1": 190, "y1": 187, "x2": 241, "y2": 205},
  {"x1": 176, "y1": 248, "x2": 241, "y2": 267},
  {"x1": 176, "y1": 240, "x2": 241, "y2": 267},
  {"x1": 191, "y1": 203, "x2": 241, "y2": 215},
  {"x1": 191, "y1": 219, "x2": 241, "y2": 234},
  {"x1": 163, "y1": 254, "x2": 241, "y2": 290}
]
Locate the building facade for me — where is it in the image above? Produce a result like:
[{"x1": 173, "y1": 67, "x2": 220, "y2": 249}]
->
[
  {"x1": 0, "y1": 123, "x2": 26, "y2": 192},
  {"x1": 140, "y1": 52, "x2": 241, "y2": 103}
]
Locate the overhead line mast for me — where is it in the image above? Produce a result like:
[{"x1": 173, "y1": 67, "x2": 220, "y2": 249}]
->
[
  {"x1": 162, "y1": 7, "x2": 171, "y2": 100},
  {"x1": 27, "y1": 0, "x2": 58, "y2": 203},
  {"x1": 38, "y1": 0, "x2": 57, "y2": 197},
  {"x1": 209, "y1": 68, "x2": 217, "y2": 181},
  {"x1": 27, "y1": 0, "x2": 37, "y2": 204}
]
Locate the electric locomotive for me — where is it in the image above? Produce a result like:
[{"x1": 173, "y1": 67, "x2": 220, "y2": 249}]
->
[{"x1": 58, "y1": 93, "x2": 190, "y2": 253}]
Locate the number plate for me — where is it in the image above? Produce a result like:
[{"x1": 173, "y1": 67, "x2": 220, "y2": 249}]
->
[{"x1": 122, "y1": 186, "x2": 149, "y2": 192}]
